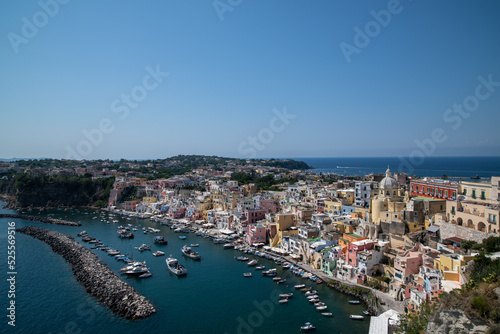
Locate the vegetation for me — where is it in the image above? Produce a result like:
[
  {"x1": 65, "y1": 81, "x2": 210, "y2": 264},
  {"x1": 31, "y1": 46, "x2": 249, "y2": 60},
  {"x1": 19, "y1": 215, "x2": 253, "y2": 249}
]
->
[
  {"x1": 396, "y1": 301, "x2": 438, "y2": 334},
  {"x1": 230, "y1": 173, "x2": 294, "y2": 190},
  {"x1": 462, "y1": 236, "x2": 500, "y2": 254},
  {"x1": 11, "y1": 174, "x2": 114, "y2": 208}
]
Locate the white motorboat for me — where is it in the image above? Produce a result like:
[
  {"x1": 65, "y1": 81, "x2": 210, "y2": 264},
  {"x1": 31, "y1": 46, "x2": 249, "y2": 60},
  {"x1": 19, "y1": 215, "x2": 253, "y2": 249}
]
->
[
  {"x1": 350, "y1": 315, "x2": 364, "y2": 320},
  {"x1": 300, "y1": 322, "x2": 315, "y2": 331},
  {"x1": 247, "y1": 259, "x2": 258, "y2": 266},
  {"x1": 166, "y1": 256, "x2": 187, "y2": 276},
  {"x1": 153, "y1": 251, "x2": 165, "y2": 257},
  {"x1": 181, "y1": 245, "x2": 201, "y2": 260}
]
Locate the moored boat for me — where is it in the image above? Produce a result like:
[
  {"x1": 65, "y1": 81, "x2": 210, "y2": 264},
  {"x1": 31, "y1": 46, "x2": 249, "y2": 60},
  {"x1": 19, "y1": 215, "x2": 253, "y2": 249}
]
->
[
  {"x1": 300, "y1": 322, "x2": 315, "y2": 331},
  {"x1": 350, "y1": 315, "x2": 364, "y2": 320},
  {"x1": 166, "y1": 256, "x2": 187, "y2": 276},
  {"x1": 153, "y1": 251, "x2": 165, "y2": 257},
  {"x1": 181, "y1": 245, "x2": 201, "y2": 260},
  {"x1": 255, "y1": 265, "x2": 265, "y2": 270},
  {"x1": 247, "y1": 259, "x2": 258, "y2": 266},
  {"x1": 278, "y1": 299, "x2": 288, "y2": 304},
  {"x1": 279, "y1": 293, "x2": 293, "y2": 298},
  {"x1": 153, "y1": 236, "x2": 168, "y2": 245},
  {"x1": 243, "y1": 272, "x2": 252, "y2": 277},
  {"x1": 294, "y1": 284, "x2": 306, "y2": 289},
  {"x1": 348, "y1": 300, "x2": 360, "y2": 304},
  {"x1": 316, "y1": 305, "x2": 327, "y2": 311},
  {"x1": 321, "y1": 312, "x2": 332, "y2": 317}
]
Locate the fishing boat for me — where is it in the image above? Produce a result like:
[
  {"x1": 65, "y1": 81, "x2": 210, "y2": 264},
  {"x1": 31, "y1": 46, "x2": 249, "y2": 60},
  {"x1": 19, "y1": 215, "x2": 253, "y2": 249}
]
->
[
  {"x1": 77, "y1": 231, "x2": 87, "y2": 236},
  {"x1": 363, "y1": 310, "x2": 371, "y2": 316},
  {"x1": 235, "y1": 256, "x2": 249, "y2": 261},
  {"x1": 350, "y1": 315, "x2": 364, "y2": 320},
  {"x1": 153, "y1": 236, "x2": 168, "y2": 245},
  {"x1": 181, "y1": 245, "x2": 201, "y2": 260},
  {"x1": 300, "y1": 322, "x2": 315, "y2": 331},
  {"x1": 308, "y1": 299, "x2": 320, "y2": 303},
  {"x1": 223, "y1": 243, "x2": 235, "y2": 249},
  {"x1": 305, "y1": 290, "x2": 317, "y2": 296},
  {"x1": 321, "y1": 313, "x2": 332, "y2": 317},
  {"x1": 307, "y1": 295, "x2": 319, "y2": 300},
  {"x1": 348, "y1": 300, "x2": 360, "y2": 304},
  {"x1": 277, "y1": 279, "x2": 286, "y2": 284},
  {"x1": 314, "y1": 302, "x2": 325, "y2": 306},
  {"x1": 190, "y1": 243, "x2": 199, "y2": 247},
  {"x1": 243, "y1": 272, "x2": 252, "y2": 277},
  {"x1": 278, "y1": 299, "x2": 289, "y2": 304},
  {"x1": 135, "y1": 244, "x2": 151, "y2": 252},
  {"x1": 300, "y1": 287, "x2": 312, "y2": 292},
  {"x1": 118, "y1": 231, "x2": 134, "y2": 239},
  {"x1": 166, "y1": 256, "x2": 187, "y2": 276},
  {"x1": 138, "y1": 271, "x2": 152, "y2": 278},
  {"x1": 273, "y1": 277, "x2": 282, "y2": 281},
  {"x1": 247, "y1": 259, "x2": 258, "y2": 266},
  {"x1": 294, "y1": 284, "x2": 306, "y2": 289}
]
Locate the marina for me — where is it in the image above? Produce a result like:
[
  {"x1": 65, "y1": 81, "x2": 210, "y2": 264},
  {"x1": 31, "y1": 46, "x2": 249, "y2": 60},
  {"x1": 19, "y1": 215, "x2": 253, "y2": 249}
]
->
[{"x1": 1, "y1": 204, "x2": 369, "y2": 334}]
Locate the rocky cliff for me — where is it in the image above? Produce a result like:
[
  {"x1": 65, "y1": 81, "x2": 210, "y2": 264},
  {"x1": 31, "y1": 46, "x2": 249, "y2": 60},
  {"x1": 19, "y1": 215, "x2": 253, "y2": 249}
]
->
[{"x1": 426, "y1": 308, "x2": 490, "y2": 334}]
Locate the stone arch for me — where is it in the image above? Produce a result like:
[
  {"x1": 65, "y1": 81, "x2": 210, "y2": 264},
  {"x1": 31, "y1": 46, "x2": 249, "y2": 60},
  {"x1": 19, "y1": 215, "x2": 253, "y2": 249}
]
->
[
  {"x1": 457, "y1": 217, "x2": 463, "y2": 226},
  {"x1": 477, "y1": 222, "x2": 486, "y2": 232},
  {"x1": 467, "y1": 219, "x2": 474, "y2": 229}
]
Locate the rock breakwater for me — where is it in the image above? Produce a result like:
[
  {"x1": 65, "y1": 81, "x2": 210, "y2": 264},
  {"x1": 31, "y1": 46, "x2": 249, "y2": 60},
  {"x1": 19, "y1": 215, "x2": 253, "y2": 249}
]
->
[
  {"x1": 17, "y1": 226, "x2": 156, "y2": 320},
  {"x1": 0, "y1": 214, "x2": 81, "y2": 226}
]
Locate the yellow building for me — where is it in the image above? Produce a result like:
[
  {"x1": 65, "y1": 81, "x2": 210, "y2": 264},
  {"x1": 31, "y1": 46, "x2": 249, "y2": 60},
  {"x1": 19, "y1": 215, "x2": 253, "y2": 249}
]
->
[
  {"x1": 324, "y1": 200, "x2": 342, "y2": 214},
  {"x1": 459, "y1": 181, "x2": 492, "y2": 203},
  {"x1": 267, "y1": 213, "x2": 298, "y2": 247},
  {"x1": 446, "y1": 200, "x2": 499, "y2": 234},
  {"x1": 434, "y1": 253, "x2": 474, "y2": 281},
  {"x1": 370, "y1": 167, "x2": 405, "y2": 225},
  {"x1": 142, "y1": 197, "x2": 157, "y2": 203}
]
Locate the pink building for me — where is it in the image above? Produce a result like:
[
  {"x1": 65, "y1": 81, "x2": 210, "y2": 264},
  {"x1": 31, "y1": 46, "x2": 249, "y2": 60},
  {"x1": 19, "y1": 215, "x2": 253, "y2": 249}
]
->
[
  {"x1": 124, "y1": 200, "x2": 140, "y2": 212},
  {"x1": 394, "y1": 246, "x2": 423, "y2": 284},
  {"x1": 260, "y1": 198, "x2": 280, "y2": 213},
  {"x1": 168, "y1": 207, "x2": 186, "y2": 219},
  {"x1": 345, "y1": 240, "x2": 375, "y2": 267},
  {"x1": 245, "y1": 209, "x2": 267, "y2": 225},
  {"x1": 246, "y1": 224, "x2": 267, "y2": 245}
]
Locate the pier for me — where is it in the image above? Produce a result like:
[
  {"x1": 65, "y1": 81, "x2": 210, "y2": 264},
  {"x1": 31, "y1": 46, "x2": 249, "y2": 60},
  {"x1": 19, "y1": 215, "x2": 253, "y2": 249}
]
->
[
  {"x1": 0, "y1": 214, "x2": 81, "y2": 226},
  {"x1": 17, "y1": 226, "x2": 156, "y2": 320}
]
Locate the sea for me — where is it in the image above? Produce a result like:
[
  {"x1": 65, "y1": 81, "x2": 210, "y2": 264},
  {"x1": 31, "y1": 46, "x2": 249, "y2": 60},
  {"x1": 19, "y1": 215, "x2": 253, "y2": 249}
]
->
[
  {"x1": 0, "y1": 204, "x2": 368, "y2": 334},
  {"x1": 298, "y1": 156, "x2": 500, "y2": 180}
]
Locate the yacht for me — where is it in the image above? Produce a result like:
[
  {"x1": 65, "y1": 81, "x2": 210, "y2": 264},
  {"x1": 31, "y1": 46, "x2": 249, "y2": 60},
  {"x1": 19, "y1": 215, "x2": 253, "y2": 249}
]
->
[
  {"x1": 153, "y1": 251, "x2": 165, "y2": 257},
  {"x1": 166, "y1": 256, "x2": 187, "y2": 276},
  {"x1": 181, "y1": 245, "x2": 201, "y2": 260}
]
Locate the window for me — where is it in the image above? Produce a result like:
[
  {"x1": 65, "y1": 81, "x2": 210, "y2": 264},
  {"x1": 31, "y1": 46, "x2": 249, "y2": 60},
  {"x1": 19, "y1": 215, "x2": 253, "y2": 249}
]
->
[
  {"x1": 481, "y1": 191, "x2": 485, "y2": 200},
  {"x1": 463, "y1": 189, "x2": 467, "y2": 195},
  {"x1": 472, "y1": 190, "x2": 476, "y2": 199}
]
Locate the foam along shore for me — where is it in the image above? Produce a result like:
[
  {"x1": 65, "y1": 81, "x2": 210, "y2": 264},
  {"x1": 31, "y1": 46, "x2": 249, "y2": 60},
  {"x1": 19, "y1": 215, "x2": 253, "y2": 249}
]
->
[
  {"x1": 0, "y1": 214, "x2": 81, "y2": 226},
  {"x1": 17, "y1": 226, "x2": 156, "y2": 320}
]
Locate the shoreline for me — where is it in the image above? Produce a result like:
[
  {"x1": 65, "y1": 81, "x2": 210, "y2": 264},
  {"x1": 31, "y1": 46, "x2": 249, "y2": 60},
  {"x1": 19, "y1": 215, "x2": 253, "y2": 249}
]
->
[{"x1": 17, "y1": 226, "x2": 156, "y2": 320}]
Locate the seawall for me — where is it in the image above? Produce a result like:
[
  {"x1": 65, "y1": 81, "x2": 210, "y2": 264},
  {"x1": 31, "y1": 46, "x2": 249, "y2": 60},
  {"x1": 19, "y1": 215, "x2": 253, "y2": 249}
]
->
[
  {"x1": 17, "y1": 226, "x2": 156, "y2": 320},
  {"x1": 0, "y1": 214, "x2": 81, "y2": 226}
]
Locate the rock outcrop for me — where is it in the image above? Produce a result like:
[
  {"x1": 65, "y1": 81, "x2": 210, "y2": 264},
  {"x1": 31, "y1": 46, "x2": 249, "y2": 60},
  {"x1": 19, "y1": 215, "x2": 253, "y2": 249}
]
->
[
  {"x1": 17, "y1": 226, "x2": 156, "y2": 320},
  {"x1": 426, "y1": 308, "x2": 490, "y2": 334},
  {"x1": 0, "y1": 214, "x2": 81, "y2": 226}
]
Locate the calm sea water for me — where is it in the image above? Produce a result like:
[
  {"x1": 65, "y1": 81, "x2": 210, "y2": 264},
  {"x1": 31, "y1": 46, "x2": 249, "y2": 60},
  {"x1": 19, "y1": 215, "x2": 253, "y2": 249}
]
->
[
  {"x1": 299, "y1": 156, "x2": 500, "y2": 179},
  {"x1": 0, "y1": 204, "x2": 368, "y2": 334}
]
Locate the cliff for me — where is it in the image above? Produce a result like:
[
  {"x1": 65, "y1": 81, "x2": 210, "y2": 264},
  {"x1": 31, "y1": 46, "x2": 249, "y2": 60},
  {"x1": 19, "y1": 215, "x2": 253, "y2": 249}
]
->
[{"x1": 426, "y1": 308, "x2": 490, "y2": 334}]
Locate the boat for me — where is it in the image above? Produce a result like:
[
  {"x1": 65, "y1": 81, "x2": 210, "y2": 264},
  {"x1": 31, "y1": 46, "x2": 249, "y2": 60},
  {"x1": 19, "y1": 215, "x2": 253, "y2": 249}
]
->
[
  {"x1": 309, "y1": 299, "x2": 320, "y2": 303},
  {"x1": 135, "y1": 244, "x2": 151, "y2": 252},
  {"x1": 307, "y1": 295, "x2": 319, "y2": 300},
  {"x1": 265, "y1": 271, "x2": 277, "y2": 277},
  {"x1": 77, "y1": 231, "x2": 87, "y2": 236},
  {"x1": 348, "y1": 300, "x2": 360, "y2": 304},
  {"x1": 247, "y1": 259, "x2": 258, "y2": 266},
  {"x1": 190, "y1": 243, "x2": 199, "y2": 247},
  {"x1": 316, "y1": 306, "x2": 328, "y2": 311},
  {"x1": 300, "y1": 287, "x2": 312, "y2": 292},
  {"x1": 179, "y1": 236, "x2": 187, "y2": 240},
  {"x1": 314, "y1": 302, "x2": 325, "y2": 306},
  {"x1": 122, "y1": 263, "x2": 149, "y2": 276},
  {"x1": 213, "y1": 238, "x2": 226, "y2": 244},
  {"x1": 350, "y1": 315, "x2": 364, "y2": 320},
  {"x1": 279, "y1": 293, "x2": 293, "y2": 298},
  {"x1": 118, "y1": 231, "x2": 134, "y2": 239},
  {"x1": 153, "y1": 251, "x2": 165, "y2": 257},
  {"x1": 305, "y1": 290, "x2": 317, "y2": 296},
  {"x1": 255, "y1": 265, "x2": 265, "y2": 270},
  {"x1": 235, "y1": 256, "x2": 249, "y2": 262},
  {"x1": 166, "y1": 256, "x2": 187, "y2": 276},
  {"x1": 294, "y1": 284, "x2": 306, "y2": 289},
  {"x1": 138, "y1": 271, "x2": 152, "y2": 278},
  {"x1": 363, "y1": 310, "x2": 371, "y2": 315},
  {"x1": 223, "y1": 243, "x2": 235, "y2": 249},
  {"x1": 321, "y1": 313, "x2": 332, "y2": 317},
  {"x1": 278, "y1": 299, "x2": 289, "y2": 304},
  {"x1": 273, "y1": 277, "x2": 281, "y2": 281},
  {"x1": 300, "y1": 322, "x2": 315, "y2": 331},
  {"x1": 243, "y1": 272, "x2": 252, "y2": 277},
  {"x1": 277, "y1": 279, "x2": 286, "y2": 284},
  {"x1": 154, "y1": 236, "x2": 168, "y2": 245},
  {"x1": 107, "y1": 250, "x2": 120, "y2": 256},
  {"x1": 181, "y1": 245, "x2": 201, "y2": 260}
]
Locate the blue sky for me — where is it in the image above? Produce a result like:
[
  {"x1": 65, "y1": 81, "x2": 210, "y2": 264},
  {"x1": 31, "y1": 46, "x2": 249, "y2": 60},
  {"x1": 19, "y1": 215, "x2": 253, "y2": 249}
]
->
[{"x1": 1, "y1": 0, "x2": 500, "y2": 160}]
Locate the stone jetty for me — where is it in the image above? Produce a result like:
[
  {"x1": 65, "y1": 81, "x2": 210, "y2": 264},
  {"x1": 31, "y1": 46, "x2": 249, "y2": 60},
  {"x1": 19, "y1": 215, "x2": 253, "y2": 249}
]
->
[
  {"x1": 17, "y1": 226, "x2": 156, "y2": 320},
  {"x1": 0, "y1": 214, "x2": 81, "y2": 226}
]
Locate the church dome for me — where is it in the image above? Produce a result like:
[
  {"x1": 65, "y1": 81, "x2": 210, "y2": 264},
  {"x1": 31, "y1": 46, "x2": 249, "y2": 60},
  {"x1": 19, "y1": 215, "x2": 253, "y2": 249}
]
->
[{"x1": 380, "y1": 167, "x2": 398, "y2": 189}]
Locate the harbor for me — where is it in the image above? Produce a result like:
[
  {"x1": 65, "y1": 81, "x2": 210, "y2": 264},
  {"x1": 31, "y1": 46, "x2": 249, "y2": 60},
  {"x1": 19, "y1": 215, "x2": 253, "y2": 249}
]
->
[{"x1": 1, "y1": 204, "x2": 369, "y2": 334}]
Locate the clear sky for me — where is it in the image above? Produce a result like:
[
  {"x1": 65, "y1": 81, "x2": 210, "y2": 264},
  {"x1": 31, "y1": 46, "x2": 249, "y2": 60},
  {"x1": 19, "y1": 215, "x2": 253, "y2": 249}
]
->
[{"x1": 1, "y1": 0, "x2": 500, "y2": 160}]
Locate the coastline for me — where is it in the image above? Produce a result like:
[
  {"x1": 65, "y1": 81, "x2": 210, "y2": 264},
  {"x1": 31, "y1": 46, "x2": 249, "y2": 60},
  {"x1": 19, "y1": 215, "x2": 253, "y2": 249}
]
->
[
  {"x1": 17, "y1": 226, "x2": 156, "y2": 320},
  {"x1": 0, "y1": 213, "x2": 82, "y2": 226}
]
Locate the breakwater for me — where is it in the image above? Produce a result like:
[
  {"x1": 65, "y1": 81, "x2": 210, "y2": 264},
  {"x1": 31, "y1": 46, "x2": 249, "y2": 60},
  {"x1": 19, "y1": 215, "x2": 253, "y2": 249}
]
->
[
  {"x1": 17, "y1": 226, "x2": 156, "y2": 320},
  {"x1": 0, "y1": 214, "x2": 81, "y2": 226}
]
